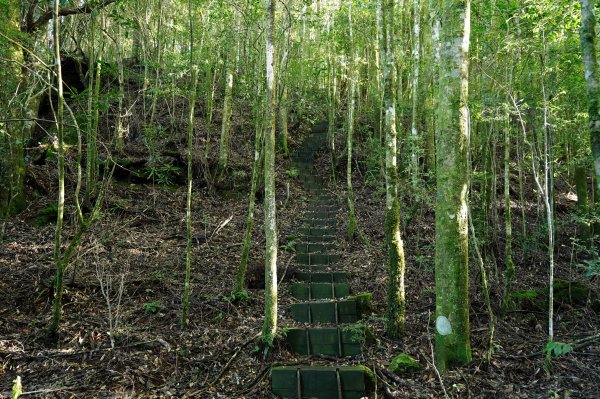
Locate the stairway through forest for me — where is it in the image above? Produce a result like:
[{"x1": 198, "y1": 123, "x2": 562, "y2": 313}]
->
[{"x1": 270, "y1": 124, "x2": 376, "y2": 399}]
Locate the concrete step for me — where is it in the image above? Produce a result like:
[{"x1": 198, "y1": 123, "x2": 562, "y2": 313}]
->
[
  {"x1": 294, "y1": 271, "x2": 348, "y2": 283},
  {"x1": 271, "y1": 366, "x2": 376, "y2": 399},
  {"x1": 291, "y1": 282, "x2": 350, "y2": 300},
  {"x1": 291, "y1": 299, "x2": 359, "y2": 323},
  {"x1": 284, "y1": 327, "x2": 367, "y2": 357}
]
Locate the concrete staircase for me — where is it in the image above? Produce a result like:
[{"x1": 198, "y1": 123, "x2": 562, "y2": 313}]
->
[{"x1": 270, "y1": 126, "x2": 375, "y2": 399}]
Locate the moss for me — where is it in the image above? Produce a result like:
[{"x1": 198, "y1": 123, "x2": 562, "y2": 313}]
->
[
  {"x1": 348, "y1": 292, "x2": 373, "y2": 314},
  {"x1": 554, "y1": 280, "x2": 589, "y2": 305},
  {"x1": 33, "y1": 203, "x2": 58, "y2": 227},
  {"x1": 389, "y1": 353, "x2": 422, "y2": 374},
  {"x1": 511, "y1": 281, "x2": 590, "y2": 310}
]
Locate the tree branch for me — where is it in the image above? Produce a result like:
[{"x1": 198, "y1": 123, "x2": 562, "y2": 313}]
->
[{"x1": 25, "y1": 0, "x2": 119, "y2": 33}]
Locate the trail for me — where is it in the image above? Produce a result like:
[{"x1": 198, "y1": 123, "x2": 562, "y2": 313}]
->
[{"x1": 271, "y1": 125, "x2": 375, "y2": 398}]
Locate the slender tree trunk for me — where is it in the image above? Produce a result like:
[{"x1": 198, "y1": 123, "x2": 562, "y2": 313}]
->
[
  {"x1": 262, "y1": 0, "x2": 278, "y2": 342},
  {"x1": 434, "y1": 0, "x2": 472, "y2": 372},
  {"x1": 148, "y1": 0, "x2": 163, "y2": 127},
  {"x1": 382, "y1": 0, "x2": 407, "y2": 338},
  {"x1": 235, "y1": 72, "x2": 265, "y2": 293},
  {"x1": 579, "y1": 0, "x2": 600, "y2": 194},
  {"x1": 502, "y1": 116, "x2": 515, "y2": 312},
  {"x1": 181, "y1": 0, "x2": 197, "y2": 329},
  {"x1": 347, "y1": 0, "x2": 357, "y2": 241},
  {"x1": 426, "y1": 0, "x2": 440, "y2": 174},
  {"x1": 0, "y1": 0, "x2": 26, "y2": 218},
  {"x1": 217, "y1": 11, "x2": 240, "y2": 180},
  {"x1": 48, "y1": 0, "x2": 66, "y2": 337},
  {"x1": 217, "y1": 62, "x2": 234, "y2": 180},
  {"x1": 410, "y1": 0, "x2": 421, "y2": 186},
  {"x1": 115, "y1": 24, "x2": 126, "y2": 153}
]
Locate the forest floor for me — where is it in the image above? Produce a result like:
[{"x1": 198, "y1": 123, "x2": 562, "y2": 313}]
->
[{"x1": 1, "y1": 123, "x2": 600, "y2": 398}]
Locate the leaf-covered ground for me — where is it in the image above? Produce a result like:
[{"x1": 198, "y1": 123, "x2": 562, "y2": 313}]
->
[{"x1": 1, "y1": 127, "x2": 599, "y2": 398}]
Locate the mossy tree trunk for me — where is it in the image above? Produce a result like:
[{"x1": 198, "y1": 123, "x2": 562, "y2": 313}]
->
[
  {"x1": 579, "y1": 0, "x2": 600, "y2": 195},
  {"x1": 382, "y1": 0, "x2": 407, "y2": 338},
  {"x1": 434, "y1": 0, "x2": 472, "y2": 373},
  {"x1": 262, "y1": 0, "x2": 278, "y2": 343}
]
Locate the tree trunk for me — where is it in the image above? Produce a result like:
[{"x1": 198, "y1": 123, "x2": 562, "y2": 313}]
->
[
  {"x1": 434, "y1": 0, "x2": 472, "y2": 372},
  {"x1": 235, "y1": 77, "x2": 265, "y2": 293},
  {"x1": 217, "y1": 12, "x2": 240, "y2": 181},
  {"x1": 0, "y1": 0, "x2": 26, "y2": 218},
  {"x1": 261, "y1": 0, "x2": 278, "y2": 343},
  {"x1": 48, "y1": 0, "x2": 67, "y2": 337},
  {"x1": 502, "y1": 117, "x2": 515, "y2": 312},
  {"x1": 181, "y1": 68, "x2": 198, "y2": 328},
  {"x1": 579, "y1": 0, "x2": 600, "y2": 194},
  {"x1": 382, "y1": 0, "x2": 407, "y2": 338},
  {"x1": 410, "y1": 0, "x2": 421, "y2": 186},
  {"x1": 347, "y1": 0, "x2": 357, "y2": 241}
]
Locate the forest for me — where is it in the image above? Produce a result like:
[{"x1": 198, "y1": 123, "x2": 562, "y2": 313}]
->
[{"x1": 0, "y1": 0, "x2": 599, "y2": 397}]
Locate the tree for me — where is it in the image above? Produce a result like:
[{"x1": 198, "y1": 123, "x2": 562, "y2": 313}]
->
[
  {"x1": 578, "y1": 0, "x2": 600, "y2": 195},
  {"x1": 216, "y1": 9, "x2": 240, "y2": 181},
  {"x1": 346, "y1": 0, "x2": 358, "y2": 241},
  {"x1": 382, "y1": 0, "x2": 407, "y2": 338},
  {"x1": 181, "y1": 0, "x2": 198, "y2": 329},
  {"x1": 48, "y1": 0, "x2": 67, "y2": 337},
  {"x1": 0, "y1": 0, "x2": 25, "y2": 219},
  {"x1": 261, "y1": 0, "x2": 278, "y2": 343},
  {"x1": 434, "y1": 0, "x2": 472, "y2": 372}
]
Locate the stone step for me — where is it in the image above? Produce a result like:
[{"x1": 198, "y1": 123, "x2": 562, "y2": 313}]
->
[
  {"x1": 296, "y1": 253, "x2": 341, "y2": 265},
  {"x1": 271, "y1": 366, "x2": 376, "y2": 399},
  {"x1": 284, "y1": 327, "x2": 366, "y2": 357},
  {"x1": 291, "y1": 300, "x2": 359, "y2": 323},
  {"x1": 291, "y1": 282, "x2": 350, "y2": 300},
  {"x1": 294, "y1": 271, "x2": 348, "y2": 283}
]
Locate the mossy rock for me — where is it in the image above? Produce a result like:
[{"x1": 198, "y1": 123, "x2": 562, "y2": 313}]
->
[{"x1": 389, "y1": 353, "x2": 422, "y2": 375}]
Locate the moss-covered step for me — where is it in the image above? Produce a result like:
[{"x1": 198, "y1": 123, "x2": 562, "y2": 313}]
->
[
  {"x1": 295, "y1": 271, "x2": 348, "y2": 283},
  {"x1": 296, "y1": 253, "x2": 341, "y2": 265},
  {"x1": 291, "y1": 300, "x2": 359, "y2": 323},
  {"x1": 285, "y1": 327, "x2": 368, "y2": 357},
  {"x1": 296, "y1": 242, "x2": 336, "y2": 253},
  {"x1": 271, "y1": 365, "x2": 376, "y2": 399},
  {"x1": 291, "y1": 283, "x2": 350, "y2": 300}
]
